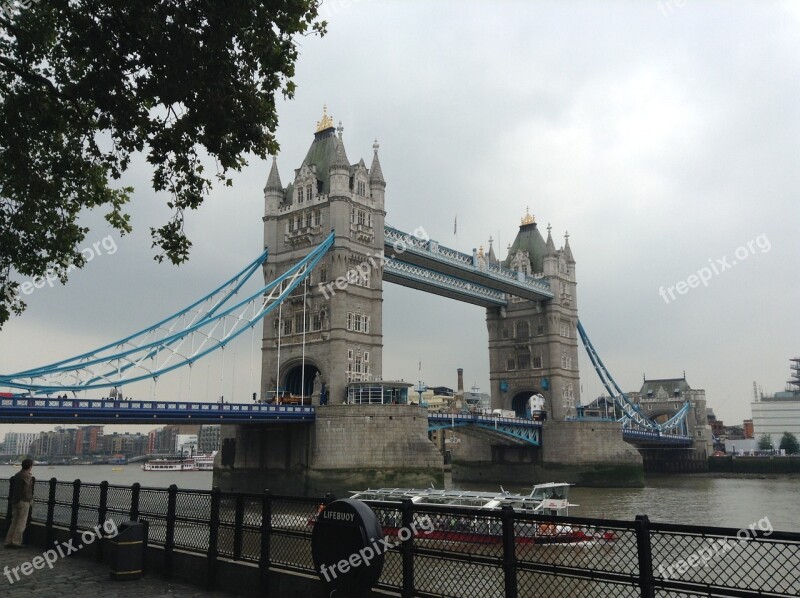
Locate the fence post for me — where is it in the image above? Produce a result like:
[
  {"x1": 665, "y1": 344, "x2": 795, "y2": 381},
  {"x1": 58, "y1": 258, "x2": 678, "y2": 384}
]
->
[
  {"x1": 23, "y1": 477, "x2": 35, "y2": 546},
  {"x1": 45, "y1": 478, "x2": 57, "y2": 547},
  {"x1": 635, "y1": 514, "x2": 656, "y2": 598},
  {"x1": 501, "y1": 505, "x2": 518, "y2": 598},
  {"x1": 259, "y1": 490, "x2": 272, "y2": 597},
  {"x1": 207, "y1": 486, "x2": 221, "y2": 590},
  {"x1": 69, "y1": 479, "x2": 81, "y2": 551},
  {"x1": 4, "y1": 476, "x2": 11, "y2": 535},
  {"x1": 400, "y1": 498, "x2": 415, "y2": 598},
  {"x1": 96, "y1": 481, "x2": 108, "y2": 562},
  {"x1": 164, "y1": 484, "x2": 178, "y2": 579},
  {"x1": 233, "y1": 493, "x2": 245, "y2": 561},
  {"x1": 129, "y1": 482, "x2": 140, "y2": 522}
]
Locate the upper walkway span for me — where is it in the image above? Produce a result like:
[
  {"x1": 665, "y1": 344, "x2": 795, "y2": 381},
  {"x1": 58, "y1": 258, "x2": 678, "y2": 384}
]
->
[{"x1": 383, "y1": 226, "x2": 554, "y2": 305}]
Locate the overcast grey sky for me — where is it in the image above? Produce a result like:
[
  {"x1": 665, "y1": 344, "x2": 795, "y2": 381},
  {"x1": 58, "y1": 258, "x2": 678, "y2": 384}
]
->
[{"x1": 1, "y1": 0, "x2": 799, "y2": 438}]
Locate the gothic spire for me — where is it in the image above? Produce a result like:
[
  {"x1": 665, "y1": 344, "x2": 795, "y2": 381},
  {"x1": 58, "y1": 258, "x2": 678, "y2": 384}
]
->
[
  {"x1": 265, "y1": 156, "x2": 282, "y2": 193},
  {"x1": 487, "y1": 235, "x2": 498, "y2": 264},
  {"x1": 563, "y1": 231, "x2": 575, "y2": 263},
  {"x1": 545, "y1": 222, "x2": 556, "y2": 255},
  {"x1": 369, "y1": 139, "x2": 385, "y2": 186},
  {"x1": 331, "y1": 139, "x2": 349, "y2": 170}
]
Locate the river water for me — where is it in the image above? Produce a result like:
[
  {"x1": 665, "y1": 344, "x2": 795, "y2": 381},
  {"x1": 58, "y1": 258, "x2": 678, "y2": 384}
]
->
[{"x1": 2, "y1": 464, "x2": 797, "y2": 532}]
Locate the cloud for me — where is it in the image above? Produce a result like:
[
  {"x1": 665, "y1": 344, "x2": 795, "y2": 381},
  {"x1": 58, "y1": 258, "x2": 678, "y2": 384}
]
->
[{"x1": 2, "y1": 2, "x2": 799, "y2": 438}]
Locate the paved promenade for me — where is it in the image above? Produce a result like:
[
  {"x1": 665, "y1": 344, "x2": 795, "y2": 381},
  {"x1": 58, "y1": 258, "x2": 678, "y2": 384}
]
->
[{"x1": 1, "y1": 545, "x2": 236, "y2": 597}]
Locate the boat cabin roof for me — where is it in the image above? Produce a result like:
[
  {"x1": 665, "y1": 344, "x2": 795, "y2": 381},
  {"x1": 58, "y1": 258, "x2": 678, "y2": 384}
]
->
[{"x1": 350, "y1": 483, "x2": 576, "y2": 511}]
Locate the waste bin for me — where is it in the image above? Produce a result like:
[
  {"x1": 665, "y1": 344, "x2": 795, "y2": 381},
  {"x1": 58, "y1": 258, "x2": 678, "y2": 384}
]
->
[{"x1": 108, "y1": 520, "x2": 148, "y2": 580}]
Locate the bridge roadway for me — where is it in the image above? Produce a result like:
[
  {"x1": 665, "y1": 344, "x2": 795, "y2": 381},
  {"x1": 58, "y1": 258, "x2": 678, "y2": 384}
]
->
[{"x1": 0, "y1": 397, "x2": 691, "y2": 446}]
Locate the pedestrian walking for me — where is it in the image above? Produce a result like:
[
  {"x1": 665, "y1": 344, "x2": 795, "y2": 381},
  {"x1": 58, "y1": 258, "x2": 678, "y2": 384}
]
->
[{"x1": 4, "y1": 458, "x2": 34, "y2": 548}]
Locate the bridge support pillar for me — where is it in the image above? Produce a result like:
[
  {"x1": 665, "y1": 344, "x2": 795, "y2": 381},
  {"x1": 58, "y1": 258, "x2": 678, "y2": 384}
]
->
[
  {"x1": 444, "y1": 420, "x2": 643, "y2": 487},
  {"x1": 539, "y1": 421, "x2": 644, "y2": 486},
  {"x1": 213, "y1": 405, "x2": 444, "y2": 496},
  {"x1": 640, "y1": 444, "x2": 709, "y2": 473}
]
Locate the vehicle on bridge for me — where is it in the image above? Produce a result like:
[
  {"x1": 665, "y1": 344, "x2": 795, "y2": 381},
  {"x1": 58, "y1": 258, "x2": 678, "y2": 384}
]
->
[
  {"x1": 528, "y1": 393, "x2": 547, "y2": 421},
  {"x1": 481, "y1": 394, "x2": 547, "y2": 421}
]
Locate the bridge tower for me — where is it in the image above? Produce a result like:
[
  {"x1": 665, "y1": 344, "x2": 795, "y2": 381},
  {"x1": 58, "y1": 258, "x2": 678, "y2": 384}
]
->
[
  {"x1": 447, "y1": 211, "x2": 642, "y2": 486},
  {"x1": 215, "y1": 108, "x2": 443, "y2": 495},
  {"x1": 486, "y1": 211, "x2": 580, "y2": 422},
  {"x1": 261, "y1": 106, "x2": 386, "y2": 404}
]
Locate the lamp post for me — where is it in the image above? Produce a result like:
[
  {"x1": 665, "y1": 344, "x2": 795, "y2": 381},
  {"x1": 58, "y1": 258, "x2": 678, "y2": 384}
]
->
[{"x1": 416, "y1": 381, "x2": 427, "y2": 407}]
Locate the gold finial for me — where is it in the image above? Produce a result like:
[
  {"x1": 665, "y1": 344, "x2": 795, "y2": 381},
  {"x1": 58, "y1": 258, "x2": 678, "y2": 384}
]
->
[
  {"x1": 521, "y1": 206, "x2": 536, "y2": 225},
  {"x1": 315, "y1": 104, "x2": 335, "y2": 133},
  {"x1": 478, "y1": 245, "x2": 484, "y2": 257}
]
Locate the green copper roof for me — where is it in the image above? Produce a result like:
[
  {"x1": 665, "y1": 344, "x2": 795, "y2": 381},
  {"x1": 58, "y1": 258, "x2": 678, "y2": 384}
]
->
[
  {"x1": 301, "y1": 127, "x2": 350, "y2": 194},
  {"x1": 502, "y1": 222, "x2": 548, "y2": 273}
]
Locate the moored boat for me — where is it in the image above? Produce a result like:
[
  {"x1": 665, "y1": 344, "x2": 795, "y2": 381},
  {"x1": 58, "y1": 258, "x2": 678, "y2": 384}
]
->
[
  {"x1": 141, "y1": 451, "x2": 217, "y2": 471},
  {"x1": 194, "y1": 453, "x2": 215, "y2": 471},
  {"x1": 347, "y1": 483, "x2": 617, "y2": 546}
]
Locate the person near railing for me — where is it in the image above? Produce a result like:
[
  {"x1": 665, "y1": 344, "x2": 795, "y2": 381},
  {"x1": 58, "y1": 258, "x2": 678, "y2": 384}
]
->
[{"x1": 4, "y1": 458, "x2": 34, "y2": 548}]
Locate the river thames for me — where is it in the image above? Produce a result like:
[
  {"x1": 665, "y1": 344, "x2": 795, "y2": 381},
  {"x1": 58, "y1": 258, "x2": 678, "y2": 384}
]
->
[{"x1": 2, "y1": 464, "x2": 798, "y2": 532}]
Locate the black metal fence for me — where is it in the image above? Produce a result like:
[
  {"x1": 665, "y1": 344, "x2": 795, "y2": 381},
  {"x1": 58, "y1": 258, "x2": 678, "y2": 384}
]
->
[{"x1": 3, "y1": 477, "x2": 800, "y2": 597}]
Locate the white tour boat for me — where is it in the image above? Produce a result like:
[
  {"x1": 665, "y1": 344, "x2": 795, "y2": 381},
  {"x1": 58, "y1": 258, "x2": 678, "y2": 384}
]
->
[
  {"x1": 348, "y1": 483, "x2": 617, "y2": 546},
  {"x1": 141, "y1": 451, "x2": 217, "y2": 472}
]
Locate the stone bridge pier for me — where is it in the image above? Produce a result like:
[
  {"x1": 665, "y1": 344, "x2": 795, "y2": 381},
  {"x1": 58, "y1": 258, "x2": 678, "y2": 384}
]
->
[
  {"x1": 214, "y1": 405, "x2": 444, "y2": 496},
  {"x1": 431, "y1": 420, "x2": 644, "y2": 487}
]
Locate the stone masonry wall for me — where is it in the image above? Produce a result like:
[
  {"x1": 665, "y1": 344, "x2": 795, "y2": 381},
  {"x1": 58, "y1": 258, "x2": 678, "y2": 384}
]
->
[
  {"x1": 542, "y1": 420, "x2": 642, "y2": 465},
  {"x1": 311, "y1": 404, "x2": 442, "y2": 469}
]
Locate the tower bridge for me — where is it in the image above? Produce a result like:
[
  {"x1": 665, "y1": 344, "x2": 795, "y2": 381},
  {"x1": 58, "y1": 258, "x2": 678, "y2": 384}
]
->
[{"x1": 0, "y1": 107, "x2": 710, "y2": 494}]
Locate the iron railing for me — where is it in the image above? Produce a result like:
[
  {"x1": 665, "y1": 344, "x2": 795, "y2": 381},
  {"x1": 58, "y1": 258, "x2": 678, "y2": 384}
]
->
[{"x1": 3, "y1": 477, "x2": 799, "y2": 597}]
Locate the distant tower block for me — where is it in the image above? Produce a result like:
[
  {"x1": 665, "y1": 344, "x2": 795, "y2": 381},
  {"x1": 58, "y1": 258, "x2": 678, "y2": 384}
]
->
[
  {"x1": 486, "y1": 211, "x2": 581, "y2": 422},
  {"x1": 261, "y1": 106, "x2": 387, "y2": 404}
]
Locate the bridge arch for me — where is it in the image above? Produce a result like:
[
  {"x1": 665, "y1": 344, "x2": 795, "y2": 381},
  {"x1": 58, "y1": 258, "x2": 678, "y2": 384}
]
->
[
  {"x1": 511, "y1": 391, "x2": 536, "y2": 417},
  {"x1": 281, "y1": 359, "x2": 322, "y2": 398}
]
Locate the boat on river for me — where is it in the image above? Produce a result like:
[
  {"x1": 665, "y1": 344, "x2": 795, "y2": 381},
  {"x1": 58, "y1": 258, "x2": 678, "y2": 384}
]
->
[
  {"x1": 348, "y1": 483, "x2": 617, "y2": 546},
  {"x1": 141, "y1": 451, "x2": 216, "y2": 472}
]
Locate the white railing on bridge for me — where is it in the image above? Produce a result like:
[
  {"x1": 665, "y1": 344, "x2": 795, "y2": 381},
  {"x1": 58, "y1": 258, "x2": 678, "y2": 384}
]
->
[
  {"x1": 427, "y1": 412, "x2": 542, "y2": 427},
  {"x1": 0, "y1": 397, "x2": 315, "y2": 415},
  {"x1": 383, "y1": 260, "x2": 507, "y2": 304},
  {"x1": 622, "y1": 428, "x2": 692, "y2": 443}
]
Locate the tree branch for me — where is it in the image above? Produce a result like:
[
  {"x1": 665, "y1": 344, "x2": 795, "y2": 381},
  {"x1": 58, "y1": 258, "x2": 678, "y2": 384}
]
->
[{"x1": 0, "y1": 56, "x2": 85, "y2": 119}]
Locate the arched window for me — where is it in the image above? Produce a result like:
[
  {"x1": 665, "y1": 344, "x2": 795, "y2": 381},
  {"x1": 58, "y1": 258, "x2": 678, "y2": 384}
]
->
[{"x1": 515, "y1": 320, "x2": 529, "y2": 339}]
